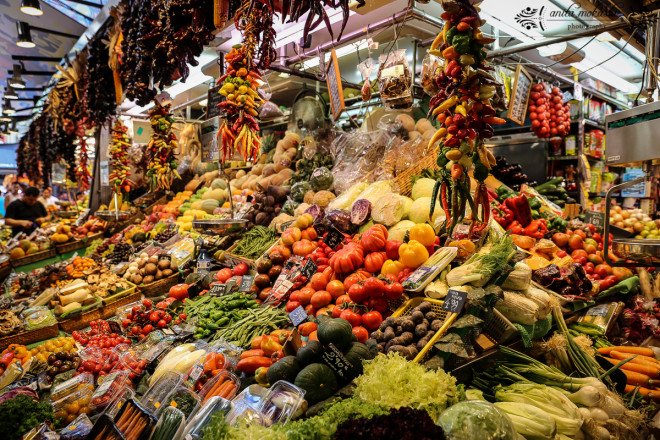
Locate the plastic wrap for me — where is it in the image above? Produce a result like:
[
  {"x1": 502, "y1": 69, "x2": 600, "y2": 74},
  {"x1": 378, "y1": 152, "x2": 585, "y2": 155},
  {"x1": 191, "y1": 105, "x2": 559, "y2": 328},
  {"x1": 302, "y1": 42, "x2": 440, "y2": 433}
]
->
[
  {"x1": 421, "y1": 53, "x2": 442, "y2": 96},
  {"x1": 181, "y1": 397, "x2": 233, "y2": 440},
  {"x1": 436, "y1": 401, "x2": 517, "y2": 440},
  {"x1": 257, "y1": 381, "x2": 306, "y2": 426},
  {"x1": 330, "y1": 130, "x2": 389, "y2": 193},
  {"x1": 357, "y1": 58, "x2": 376, "y2": 102},
  {"x1": 259, "y1": 92, "x2": 284, "y2": 120},
  {"x1": 377, "y1": 49, "x2": 413, "y2": 110},
  {"x1": 58, "y1": 414, "x2": 93, "y2": 440}
]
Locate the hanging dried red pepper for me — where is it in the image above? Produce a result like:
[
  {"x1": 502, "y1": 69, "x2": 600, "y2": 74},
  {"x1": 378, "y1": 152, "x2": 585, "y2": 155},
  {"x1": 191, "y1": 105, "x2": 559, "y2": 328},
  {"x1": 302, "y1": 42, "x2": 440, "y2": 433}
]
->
[
  {"x1": 146, "y1": 102, "x2": 180, "y2": 190},
  {"x1": 109, "y1": 119, "x2": 132, "y2": 195}
]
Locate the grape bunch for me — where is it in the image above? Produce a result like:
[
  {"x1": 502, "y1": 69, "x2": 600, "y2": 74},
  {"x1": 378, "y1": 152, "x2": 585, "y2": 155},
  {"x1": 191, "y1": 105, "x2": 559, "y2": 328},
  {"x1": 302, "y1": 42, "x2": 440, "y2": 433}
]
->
[
  {"x1": 105, "y1": 242, "x2": 133, "y2": 264},
  {"x1": 153, "y1": 229, "x2": 176, "y2": 243}
]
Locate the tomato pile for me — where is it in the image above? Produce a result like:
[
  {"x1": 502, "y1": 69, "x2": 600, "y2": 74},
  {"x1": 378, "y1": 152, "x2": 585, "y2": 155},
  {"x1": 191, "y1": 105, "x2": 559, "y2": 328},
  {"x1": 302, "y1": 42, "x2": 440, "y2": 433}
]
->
[
  {"x1": 72, "y1": 320, "x2": 131, "y2": 348},
  {"x1": 528, "y1": 83, "x2": 571, "y2": 138},
  {"x1": 120, "y1": 299, "x2": 176, "y2": 337}
]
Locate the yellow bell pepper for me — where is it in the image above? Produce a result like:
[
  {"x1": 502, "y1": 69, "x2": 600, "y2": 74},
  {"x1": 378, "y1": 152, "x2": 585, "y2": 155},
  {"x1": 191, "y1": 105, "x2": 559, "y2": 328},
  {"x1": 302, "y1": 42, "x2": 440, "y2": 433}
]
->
[
  {"x1": 409, "y1": 224, "x2": 436, "y2": 247},
  {"x1": 381, "y1": 259, "x2": 406, "y2": 276},
  {"x1": 398, "y1": 240, "x2": 429, "y2": 269}
]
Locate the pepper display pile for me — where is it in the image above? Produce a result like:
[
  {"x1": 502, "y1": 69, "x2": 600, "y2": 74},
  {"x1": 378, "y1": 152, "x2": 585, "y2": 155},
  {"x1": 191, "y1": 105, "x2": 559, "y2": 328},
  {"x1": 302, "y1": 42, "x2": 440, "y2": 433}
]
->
[
  {"x1": 427, "y1": 0, "x2": 503, "y2": 237},
  {"x1": 146, "y1": 101, "x2": 180, "y2": 191},
  {"x1": 217, "y1": 45, "x2": 264, "y2": 163},
  {"x1": 108, "y1": 119, "x2": 131, "y2": 195}
]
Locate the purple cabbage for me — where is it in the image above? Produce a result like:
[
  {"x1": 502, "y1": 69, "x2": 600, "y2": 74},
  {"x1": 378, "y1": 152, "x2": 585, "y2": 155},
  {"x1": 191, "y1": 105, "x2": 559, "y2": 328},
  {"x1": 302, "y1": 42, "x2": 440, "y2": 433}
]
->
[
  {"x1": 305, "y1": 204, "x2": 322, "y2": 221},
  {"x1": 324, "y1": 209, "x2": 353, "y2": 233},
  {"x1": 350, "y1": 199, "x2": 371, "y2": 225},
  {"x1": 0, "y1": 386, "x2": 38, "y2": 405}
]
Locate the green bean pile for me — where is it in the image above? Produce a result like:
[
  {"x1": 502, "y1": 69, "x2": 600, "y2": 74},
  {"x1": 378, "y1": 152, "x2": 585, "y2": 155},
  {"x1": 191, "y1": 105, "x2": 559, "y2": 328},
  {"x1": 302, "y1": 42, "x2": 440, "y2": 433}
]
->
[
  {"x1": 232, "y1": 226, "x2": 277, "y2": 260},
  {"x1": 211, "y1": 305, "x2": 290, "y2": 347}
]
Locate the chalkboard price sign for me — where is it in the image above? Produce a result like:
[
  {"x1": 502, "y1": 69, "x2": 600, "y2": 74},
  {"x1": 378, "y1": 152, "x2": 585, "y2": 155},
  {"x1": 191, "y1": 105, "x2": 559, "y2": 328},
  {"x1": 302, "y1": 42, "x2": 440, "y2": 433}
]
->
[
  {"x1": 585, "y1": 210, "x2": 605, "y2": 229},
  {"x1": 239, "y1": 275, "x2": 254, "y2": 292},
  {"x1": 507, "y1": 65, "x2": 533, "y2": 126},
  {"x1": 301, "y1": 258, "x2": 317, "y2": 280},
  {"x1": 323, "y1": 228, "x2": 344, "y2": 250},
  {"x1": 326, "y1": 49, "x2": 345, "y2": 121},
  {"x1": 209, "y1": 284, "x2": 227, "y2": 297},
  {"x1": 321, "y1": 343, "x2": 353, "y2": 379},
  {"x1": 442, "y1": 289, "x2": 468, "y2": 314},
  {"x1": 206, "y1": 85, "x2": 225, "y2": 120}
]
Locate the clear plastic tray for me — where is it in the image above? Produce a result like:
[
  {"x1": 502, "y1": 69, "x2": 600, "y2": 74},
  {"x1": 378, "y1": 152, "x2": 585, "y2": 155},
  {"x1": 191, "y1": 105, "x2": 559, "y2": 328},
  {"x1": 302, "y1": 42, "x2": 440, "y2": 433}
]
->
[
  {"x1": 111, "y1": 350, "x2": 147, "y2": 381},
  {"x1": 224, "y1": 384, "x2": 268, "y2": 426},
  {"x1": 158, "y1": 386, "x2": 200, "y2": 419},
  {"x1": 150, "y1": 406, "x2": 186, "y2": 440},
  {"x1": 258, "y1": 380, "x2": 307, "y2": 426},
  {"x1": 140, "y1": 370, "x2": 184, "y2": 414},
  {"x1": 182, "y1": 397, "x2": 233, "y2": 440},
  {"x1": 101, "y1": 387, "x2": 135, "y2": 420},
  {"x1": 183, "y1": 351, "x2": 229, "y2": 392},
  {"x1": 52, "y1": 384, "x2": 95, "y2": 427},
  {"x1": 98, "y1": 347, "x2": 123, "y2": 380},
  {"x1": 90, "y1": 370, "x2": 132, "y2": 412},
  {"x1": 50, "y1": 372, "x2": 94, "y2": 402},
  {"x1": 198, "y1": 370, "x2": 240, "y2": 406}
]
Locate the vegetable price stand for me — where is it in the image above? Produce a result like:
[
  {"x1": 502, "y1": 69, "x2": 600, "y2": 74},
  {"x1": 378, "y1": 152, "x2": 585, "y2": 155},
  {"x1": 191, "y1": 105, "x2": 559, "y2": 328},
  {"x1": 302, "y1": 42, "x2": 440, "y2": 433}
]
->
[{"x1": 2, "y1": 0, "x2": 660, "y2": 439}]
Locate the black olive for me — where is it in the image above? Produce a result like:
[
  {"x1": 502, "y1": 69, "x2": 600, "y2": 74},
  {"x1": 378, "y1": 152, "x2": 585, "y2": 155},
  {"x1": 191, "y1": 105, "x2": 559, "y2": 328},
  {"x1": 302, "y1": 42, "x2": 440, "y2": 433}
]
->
[
  {"x1": 53, "y1": 360, "x2": 63, "y2": 368},
  {"x1": 47, "y1": 366, "x2": 58, "y2": 376},
  {"x1": 47, "y1": 354, "x2": 57, "y2": 364}
]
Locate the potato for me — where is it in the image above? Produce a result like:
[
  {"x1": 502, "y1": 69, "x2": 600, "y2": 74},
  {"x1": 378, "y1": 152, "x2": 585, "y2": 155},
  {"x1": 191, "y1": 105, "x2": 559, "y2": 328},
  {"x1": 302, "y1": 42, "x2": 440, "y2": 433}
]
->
[{"x1": 143, "y1": 275, "x2": 154, "y2": 284}]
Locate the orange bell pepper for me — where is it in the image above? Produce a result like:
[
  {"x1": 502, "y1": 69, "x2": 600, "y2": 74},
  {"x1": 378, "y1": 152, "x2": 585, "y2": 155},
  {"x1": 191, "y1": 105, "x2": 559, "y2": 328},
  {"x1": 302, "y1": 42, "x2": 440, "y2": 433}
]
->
[{"x1": 381, "y1": 259, "x2": 406, "y2": 276}]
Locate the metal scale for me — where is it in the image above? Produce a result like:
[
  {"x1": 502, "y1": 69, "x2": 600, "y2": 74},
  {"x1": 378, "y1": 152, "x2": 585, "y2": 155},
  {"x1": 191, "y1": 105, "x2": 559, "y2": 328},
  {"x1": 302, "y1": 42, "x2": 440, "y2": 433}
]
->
[
  {"x1": 95, "y1": 192, "x2": 132, "y2": 222},
  {"x1": 603, "y1": 100, "x2": 660, "y2": 267}
]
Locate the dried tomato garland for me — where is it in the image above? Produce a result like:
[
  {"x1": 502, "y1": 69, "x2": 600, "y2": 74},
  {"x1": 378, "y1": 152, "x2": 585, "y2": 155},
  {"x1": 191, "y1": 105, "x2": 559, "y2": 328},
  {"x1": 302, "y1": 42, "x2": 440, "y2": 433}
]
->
[
  {"x1": 217, "y1": 46, "x2": 263, "y2": 164},
  {"x1": 427, "y1": 0, "x2": 504, "y2": 237},
  {"x1": 146, "y1": 102, "x2": 180, "y2": 190},
  {"x1": 109, "y1": 119, "x2": 132, "y2": 194}
]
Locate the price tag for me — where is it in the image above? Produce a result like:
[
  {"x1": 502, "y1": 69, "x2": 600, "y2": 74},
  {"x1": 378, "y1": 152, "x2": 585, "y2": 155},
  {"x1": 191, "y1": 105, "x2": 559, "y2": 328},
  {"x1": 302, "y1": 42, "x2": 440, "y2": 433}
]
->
[
  {"x1": 159, "y1": 253, "x2": 172, "y2": 262},
  {"x1": 321, "y1": 343, "x2": 353, "y2": 379},
  {"x1": 289, "y1": 306, "x2": 308, "y2": 326},
  {"x1": 278, "y1": 219, "x2": 296, "y2": 234},
  {"x1": 585, "y1": 211, "x2": 605, "y2": 229},
  {"x1": 239, "y1": 275, "x2": 254, "y2": 292},
  {"x1": 161, "y1": 328, "x2": 176, "y2": 336},
  {"x1": 441, "y1": 289, "x2": 468, "y2": 314},
  {"x1": 184, "y1": 363, "x2": 204, "y2": 388},
  {"x1": 323, "y1": 227, "x2": 344, "y2": 250},
  {"x1": 301, "y1": 258, "x2": 317, "y2": 280},
  {"x1": 209, "y1": 284, "x2": 227, "y2": 296}
]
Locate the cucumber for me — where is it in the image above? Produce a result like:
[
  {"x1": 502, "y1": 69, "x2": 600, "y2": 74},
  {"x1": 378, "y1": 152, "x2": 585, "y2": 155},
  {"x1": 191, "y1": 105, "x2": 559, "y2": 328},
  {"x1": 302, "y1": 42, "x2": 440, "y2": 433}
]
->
[{"x1": 152, "y1": 407, "x2": 184, "y2": 440}]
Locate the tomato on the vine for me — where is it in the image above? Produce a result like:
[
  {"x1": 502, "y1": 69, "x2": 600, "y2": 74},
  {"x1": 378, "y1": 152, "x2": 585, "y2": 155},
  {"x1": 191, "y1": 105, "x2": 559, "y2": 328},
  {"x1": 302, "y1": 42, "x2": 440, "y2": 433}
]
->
[
  {"x1": 384, "y1": 282, "x2": 403, "y2": 300},
  {"x1": 340, "y1": 309, "x2": 362, "y2": 327},
  {"x1": 348, "y1": 283, "x2": 368, "y2": 304},
  {"x1": 362, "y1": 310, "x2": 383, "y2": 332},
  {"x1": 368, "y1": 296, "x2": 388, "y2": 313},
  {"x1": 363, "y1": 277, "x2": 385, "y2": 297}
]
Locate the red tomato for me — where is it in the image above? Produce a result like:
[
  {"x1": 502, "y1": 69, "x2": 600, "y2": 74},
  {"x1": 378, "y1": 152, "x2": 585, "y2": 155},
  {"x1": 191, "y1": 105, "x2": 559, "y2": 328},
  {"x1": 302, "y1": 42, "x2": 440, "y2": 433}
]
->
[
  {"x1": 573, "y1": 256, "x2": 587, "y2": 266},
  {"x1": 595, "y1": 264, "x2": 613, "y2": 279},
  {"x1": 363, "y1": 277, "x2": 385, "y2": 298},
  {"x1": 142, "y1": 299, "x2": 152, "y2": 308},
  {"x1": 591, "y1": 273, "x2": 601, "y2": 280},
  {"x1": 142, "y1": 324, "x2": 153, "y2": 334},
  {"x1": 348, "y1": 283, "x2": 368, "y2": 304},
  {"x1": 340, "y1": 309, "x2": 362, "y2": 327},
  {"x1": 336, "y1": 294, "x2": 352, "y2": 306},
  {"x1": 289, "y1": 291, "x2": 301, "y2": 302},
  {"x1": 304, "y1": 304, "x2": 316, "y2": 316},
  {"x1": 310, "y1": 273, "x2": 328, "y2": 291},
  {"x1": 384, "y1": 282, "x2": 403, "y2": 301},
  {"x1": 233, "y1": 263, "x2": 249, "y2": 276},
  {"x1": 298, "y1": 287, "x2": 315, "y2": 305},
  {"x1": 215, "y1": 268, "x2": 233, "y2": 283},
  {"x1": 285, "y1": 301, "x2": 302, "y2": 313},
  {"x1": 368, "y1": 296, "x2": 389, "y2": 313},
  {"x1": 603, "y1": 275, "x2": 618, "y2": 288},
  {"x1": 556, "y1": 250, "x2": 567, "y2": 258},
  {"x1": 362, "y1": 311, "x2": 383, "y2": 332},
  {"x1": 310, "y1": 291, "x2": 332, "y2": 309},
  {"x1": 332, "y1": 305, "x2": 343, "y2": 318},
  {"x1": 352, "y1": 326, "x2": 369, "y2": 343},
  {"x1": 584, "y1": 262, "x2": 594, "y2": 274}
]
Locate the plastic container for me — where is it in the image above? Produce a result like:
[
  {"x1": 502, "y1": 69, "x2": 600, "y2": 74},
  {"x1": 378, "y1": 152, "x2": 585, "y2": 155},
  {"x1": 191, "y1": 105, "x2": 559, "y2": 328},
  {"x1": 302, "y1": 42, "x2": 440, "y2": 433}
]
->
[
  {"x1": 150, "y1": 406, "x2": 186, "y2": 440},
  {"x1": 181, "y1": 397, "x2": 233, "y2": 440},
  {"x1": 158, "y1": 386, "x2": 200, "y2": 419},
  {"x1": 50, "y1": 372, "x2": 94, "y2": 402},
  {"x1": 258, "y1": 381, "x2": 306, "y2": 426},
  {"x1": 198, "y1": 370, "x2": 240, "y2": 406},
  {"x1": 224, "y1": 384, "x2": 268, "y2": 426},
  {"x1": 98, "y1": 347, "x2": 124, "y2": 381},
  {"x1": 183, "y1": 351, "x2": 229, "y2": 392},
  {"x1": 140, "y1": 370, "x2": 184, "y2": 414},
  {"x1": 101, "y1": 387, "x2": 135, "y2": 419},
  {"x1": 113, "y1": 399, "x2": 158, "y2": 440},
  {"x1": 51, "y1": 385, "x2": 95, "y2": 427},
  {"x1": 90, "y1": 370, "x2": 133, "y2": 412},
  {"x1": 111, "y1": 350, "x2": 147, "y2": 381}
]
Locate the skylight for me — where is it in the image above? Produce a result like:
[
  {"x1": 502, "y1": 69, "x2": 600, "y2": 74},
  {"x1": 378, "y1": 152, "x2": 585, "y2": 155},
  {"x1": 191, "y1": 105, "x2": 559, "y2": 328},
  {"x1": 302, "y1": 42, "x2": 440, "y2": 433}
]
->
[{"x1": 42, "y1": 0, "x2": 105, "y2": 27}]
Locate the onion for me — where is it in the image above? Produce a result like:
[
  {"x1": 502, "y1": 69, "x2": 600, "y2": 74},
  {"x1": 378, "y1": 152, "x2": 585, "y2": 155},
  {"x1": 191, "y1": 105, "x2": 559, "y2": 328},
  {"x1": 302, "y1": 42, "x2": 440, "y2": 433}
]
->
[
  {"x1": 592, "y1": 425, "x2": 611, "y2": 440},
  {"x1": 568, "y1": 386, "x2": 601, "y2": 407},
  {"x1": 600, "y1": 395, "x2": 625, "y2": 420},
  {"x1": 578, "y1": 407, "x2": 592, "y2": 421},
  {"x1": 589, "y1": 407, "x2": 609, "y2": 423}
]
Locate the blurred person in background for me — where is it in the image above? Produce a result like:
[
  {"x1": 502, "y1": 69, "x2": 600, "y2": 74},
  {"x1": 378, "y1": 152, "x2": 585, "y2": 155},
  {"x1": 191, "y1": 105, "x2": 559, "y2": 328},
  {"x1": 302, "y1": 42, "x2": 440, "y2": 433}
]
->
[
  {"x1": 4, "y1": 182, "x2": 22, "y2": 211},
  {"x1": 38, "y1": 187, "x2": 59, "y2": 209},
  {"x1": 5, "y1": 186, "x2": 51, "y2": 236}
]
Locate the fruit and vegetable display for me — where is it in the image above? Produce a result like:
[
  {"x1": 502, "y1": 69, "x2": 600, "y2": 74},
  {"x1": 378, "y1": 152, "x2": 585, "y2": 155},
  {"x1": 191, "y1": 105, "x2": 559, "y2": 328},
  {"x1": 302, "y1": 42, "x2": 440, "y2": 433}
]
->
[{"x1": 4, "y1": 0, "x2": 660, "y2": 437}]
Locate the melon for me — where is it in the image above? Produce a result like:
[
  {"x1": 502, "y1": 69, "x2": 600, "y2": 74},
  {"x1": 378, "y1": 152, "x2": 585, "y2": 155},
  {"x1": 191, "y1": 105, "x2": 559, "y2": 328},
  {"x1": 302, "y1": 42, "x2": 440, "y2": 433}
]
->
[
  {"x1": 10, "y1": 248, "x2": 25, "y2": 259},
  {"x1": 211, "y1": 178, "x2": 227, "y2": 190},
  {"x1": 201, "y1": 199, "x2": 220, "y2": 214},
  {"x1": 202, "y1": 188, "x2": 226, "y2": 203}
]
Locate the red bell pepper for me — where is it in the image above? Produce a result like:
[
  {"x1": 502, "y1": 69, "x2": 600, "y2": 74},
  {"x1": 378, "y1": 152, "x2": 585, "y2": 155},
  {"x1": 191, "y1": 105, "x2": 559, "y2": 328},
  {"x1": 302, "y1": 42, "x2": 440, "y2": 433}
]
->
[
  {"x1": 523, "y1": 219, "x2": 548, "y2": 239},
  {"x1": 492, "y1": 205, "x2": 514, "y2": 228},
  {"x1": 504, "y1": 195, "x2": 533, "y2": 227},
  {"x1": 506, "y1": 221, "x2": 523, "y2": 235}
]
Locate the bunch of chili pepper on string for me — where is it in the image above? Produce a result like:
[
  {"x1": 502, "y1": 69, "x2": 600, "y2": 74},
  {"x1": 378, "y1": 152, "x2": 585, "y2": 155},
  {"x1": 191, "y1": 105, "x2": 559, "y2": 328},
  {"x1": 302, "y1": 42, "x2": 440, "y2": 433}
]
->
[
  {"x1": 276, "y1": 0, "x2": 362, "y2": 44},
  {"x1": 234, "y1": 0, "x2": 276, "y2": 70},
  {"x1": 216, "y1": 45, "x2": 264, "y2": 164},
  {"x1": 109, "y1": 119, "x2": 132, "y2": 195},
  {"x1": 74, "y1": 120, "x2": 91, "y2": 191},
  {"x1": 427, "y1": 0, "x2": 505, "y2": 238},
  {"x1": 146, "y1": 101, "x2": 180, "y2": 190}
]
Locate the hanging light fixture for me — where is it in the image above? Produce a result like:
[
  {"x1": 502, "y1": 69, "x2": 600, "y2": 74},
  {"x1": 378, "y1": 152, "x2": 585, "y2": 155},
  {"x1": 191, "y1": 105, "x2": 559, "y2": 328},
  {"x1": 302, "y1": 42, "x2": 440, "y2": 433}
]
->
[
  {"x1": 16, "y1": 22, "x2": 35, "y2": 48},
  {"x1": 3, "y1": 100, "x2": 15, "y2": 115},
  {"x1": 0, "y1": 116, "x2": 11, "y2": 122},
  {"x1": 8, "y1": 64, "x2": 26, "y2": 89},
  {"x1": 4, "y1": 86, "x2": 18, "y2": 100},
  {"x1": 7, "y1": 123, "x2": 18, "y2": 134},
  {"x1": 20, "y1": 0, "x2": 43, "y2": 16}
]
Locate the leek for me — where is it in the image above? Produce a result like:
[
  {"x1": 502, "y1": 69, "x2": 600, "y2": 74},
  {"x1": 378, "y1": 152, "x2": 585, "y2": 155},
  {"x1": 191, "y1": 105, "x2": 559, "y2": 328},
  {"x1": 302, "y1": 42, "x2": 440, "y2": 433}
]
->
[
  {"x1": 495, "y1": 383, "x2": 583, "y2": 437},
  {"x1": 493, "y1": 402, "x2": 556, "y2": 440}
]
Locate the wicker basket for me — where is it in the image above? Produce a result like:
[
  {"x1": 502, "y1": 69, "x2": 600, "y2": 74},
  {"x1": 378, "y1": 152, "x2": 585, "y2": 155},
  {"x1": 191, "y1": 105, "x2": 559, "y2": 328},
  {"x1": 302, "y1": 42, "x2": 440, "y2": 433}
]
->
[
  {"x1": 0, "y1": 324, "x2": 60, "y2": 351},
  {"x1": 139, "y1": 272, "x2": 181, "y2": 298},
  {"x1": 10, "y1": 248, "x2": 57, "y2": 267},
  {"x1": 101, "y1": 291, "x2": 142, "y2": 319},
  {"x1": 393, "y1": 147, "x2": 439, "y2": 197},
  {"x1": 55, "y1": 232, "x2": 104, "y2": 254},
  {"x1": 58, "y1": 308, "x2": 102, "y2": 333},
  {"x1": 0, "y1": 260, "x2": 12, "y2": 280},
  {"x1": 102, "y1": 281, "x2": 138, "y2": 307},
  {"x1": 390, "y1": 297, "x2": 459, "y2": 363}
]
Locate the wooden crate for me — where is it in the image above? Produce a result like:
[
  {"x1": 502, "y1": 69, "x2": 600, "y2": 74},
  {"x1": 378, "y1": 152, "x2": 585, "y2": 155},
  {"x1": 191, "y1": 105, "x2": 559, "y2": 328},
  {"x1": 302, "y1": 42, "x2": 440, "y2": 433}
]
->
[
  {"x1": 101, "y1": 290, "x2": 142, "y2": 319},
  {"x1": 58, "y1": 308, "x2": 102, "y2": 333},
  {"x1": 55, "y1": 232, "x2": 104, "y2": 254},
  {"x1": 10, "y1": 248, "x2": 56, "y2": 267},
  {"x1": 139, "y1": 272, "x2": 181, "y2": 298}
]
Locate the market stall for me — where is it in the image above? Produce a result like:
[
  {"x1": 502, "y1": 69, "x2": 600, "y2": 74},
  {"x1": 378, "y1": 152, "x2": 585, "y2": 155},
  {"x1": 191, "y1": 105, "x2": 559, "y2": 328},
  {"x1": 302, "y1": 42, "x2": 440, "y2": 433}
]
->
[{"x1": 0, "y1": 0, "x2": 660, "y2": 439}]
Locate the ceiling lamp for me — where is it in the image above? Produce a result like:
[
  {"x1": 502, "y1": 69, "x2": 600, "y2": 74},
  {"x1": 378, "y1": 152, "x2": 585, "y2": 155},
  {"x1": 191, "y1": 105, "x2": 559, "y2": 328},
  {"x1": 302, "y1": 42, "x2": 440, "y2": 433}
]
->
[
  {"x1": 538, "y1": 42, "x2": 585, "y2": 65},
  {"x1": 3, "y1": 100, "x2": 16, "y2": 115},
  {"x1": 0, "y1": 116, "x2": 11, "y2": 122},
  {"x1": 20, "y1": 0, "x2": 43, "y2": 16},
  {"x1": 4, "y1": 86, "x2": 18, "y2": 100},
  {"x1": 7, "y1": 123, "x2": 17, "y2": 134},
  {"x1": 16, "y1": 22, "x2": 35, "y2": 48},
  {"x1": 8, "y1": 64, "x2": 26, "y2": 89}
]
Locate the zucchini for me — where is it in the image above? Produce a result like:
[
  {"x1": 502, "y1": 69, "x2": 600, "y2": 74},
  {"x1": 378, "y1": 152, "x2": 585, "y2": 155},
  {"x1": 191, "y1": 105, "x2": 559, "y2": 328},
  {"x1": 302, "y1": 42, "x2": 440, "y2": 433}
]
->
[
  {"x1": 534, "y1": 177, "x2": 563, "y2": 192},
  {"x1": 152, "y1": 407, "x2": 184, "y2": 440}
]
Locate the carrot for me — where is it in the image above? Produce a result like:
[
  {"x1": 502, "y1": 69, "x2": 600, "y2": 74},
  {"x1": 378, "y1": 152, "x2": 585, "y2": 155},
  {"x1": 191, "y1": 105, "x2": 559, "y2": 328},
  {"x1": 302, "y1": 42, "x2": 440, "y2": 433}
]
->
[
  {"x1": 203, "y1": 377, "x2": 226, "y2": 403},
  {"x1": 610, "y1": 350, "x2": 660, "y2": 366},
  {"x1": 624, "y1": 384, "x2": 658, "y2": 400},
  {"x1": 203, "y1": 355, "x2": 216, "y2": 373},
  {"x1": 218, "y1": 381, "x2": 236, "y2": 399},
  {"x1": 604, "y1": 356, "x2": 660, "y2": 378},
  {"x1": 598, "y1": 346, "x2": 654, "y2": 357}
]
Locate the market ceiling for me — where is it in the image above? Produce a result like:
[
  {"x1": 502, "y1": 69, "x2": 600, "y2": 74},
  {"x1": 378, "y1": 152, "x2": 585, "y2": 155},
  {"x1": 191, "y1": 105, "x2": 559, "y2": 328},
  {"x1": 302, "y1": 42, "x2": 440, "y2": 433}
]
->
[{"x1": 0, "y1": 0, "x2": 105, "y2": 130}]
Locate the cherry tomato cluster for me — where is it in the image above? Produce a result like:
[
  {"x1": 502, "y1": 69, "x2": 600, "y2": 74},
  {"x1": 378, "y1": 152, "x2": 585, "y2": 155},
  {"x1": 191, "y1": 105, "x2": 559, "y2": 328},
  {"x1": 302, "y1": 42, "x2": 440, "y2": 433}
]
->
[
  {"x1": 111, "y1": 351, "x2": 148, "y2": 381},
  {"x1": 72, "y1": 320, "x2": 130, "y2": 348},
  {"x1": 121, "y1": 299, "x2": 175, "y2": 337},
  {"x1": 75, "y1": 347, "x2": 119, "y2": 379},
  {"x1": 528, "y1": 84, "x2": 571, "y2": 138}
]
